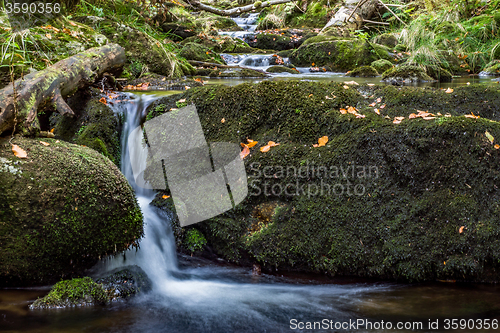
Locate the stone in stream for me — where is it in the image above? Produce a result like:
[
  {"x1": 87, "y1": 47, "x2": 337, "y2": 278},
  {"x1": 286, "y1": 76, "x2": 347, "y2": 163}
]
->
[
  {"x1": 348, "y1": 66, "x2": 379, "y2": 77},
  {"x1": 266, "y1": 66, "x2": 300, "y2": 74},
  {"x1": 146, "y1": 80, "x2": 500, "y2": 283},
  {"x1": 381, "y1": 65, "x2": 436, "y2": 85}
]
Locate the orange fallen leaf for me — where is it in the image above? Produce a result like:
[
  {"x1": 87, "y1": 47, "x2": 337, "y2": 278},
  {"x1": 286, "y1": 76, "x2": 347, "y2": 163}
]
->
[
  {"x1": 459, "y1": 226, "x2": 464, "y2": 234},
  {"x1": 313, "y1": 136, "x2": 328, "y2": 148},
  {"x1": 495, "y1": 144, "x2": 500, "y2": 149},
  {"x1": 339, "y1": 108, "x2": 347, "y2": 114},
  {"x1": 40, "y1": 141, "x2": 50, "y2": 146},
  {"x1": 409, "y1": 113, "x2": 417, "y2": 119},
  {"x1": 240, "y1": 145, "x2": 250, "y2": 159},
  {"x1": 55, "y1": 140, "x2": 60, "y2": 143},
  {"x1": 380, "y1": 104, "x2": 386, "y2": 109},
  {"x1": 221, "y1": 118, "x2": 226, "y2": 123},
  {"x1": 376, "y1": 98, "x2": 382, "y2": 103},
  {"x1": 374, "y1": 109, "x2": 380, "y2": 115},
  {"x1": 99, "y1": 97, "x2": 107, "y2": 105},
  {"x1": 445, "y1": 88, "x2": 454, "y2": 93},
  {"x1": 260, "y1": 141, "x2": 280, "y2": 153},
  {"x1": 343, "y1": 85, "x2": 349, "y2": 90},
  {"x1": 422, "y1": 116, "x2": 436, "y2": 120},
  {"x1": 369, "y1": 103, "x2": 376, "y2": 107},
  {"x1": 311, "y1": 62, "x2": 315, "y2": 66},
  {"x1": 246, "y1": 139, "x2": 258, "y2": 148},
  {"x1": 464, "y1": 112, "x2": 480, "y2": 119},
  {"x1": 162, "y1": 194, "x2": 170, "y2": 199},
  {"x1": 177, "y1": 98, "x2": 186, "y2": 103},
  {"x1": 69, "y1": 21, "x2": 77, "y2": 26},
  {"x1": 12, "y1": 144, "x2": 27, "y2": 158},
  {"x1": 46, "y1": 33, "x2": 52, "y2": 39},
  {"x1": 50, "y1": 128, "x2": 55, "y2": 133}
]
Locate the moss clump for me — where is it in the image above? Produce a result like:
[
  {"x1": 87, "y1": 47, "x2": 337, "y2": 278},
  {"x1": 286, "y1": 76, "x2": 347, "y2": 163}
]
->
[
  {"x1": 181, "y1": 35, "x2": 254, "y2": 53},
  {"x1": 179, "y1": 42, "x2": 226, "y2": 64},
  {"x1": 29, "y1": 277, "x2": 107, "y2": 309},
  {"x1": 373, "y1": 33, "x2": 399, "y2": 48},
  {"x1": 382, "y1": 65, "x2": 435, "y2": 84},
  {"x1": 147, "y1": 81, "x2": 500, "y2": 282},
  {"x1": 250, "y1": 33, "x2": 292, "y2": 51},
  {"x1": 371, "y1": 59, "x2": 394, "y2": 73},
  {"x1": 266, "y1": 65, "x2": 300, "y2": 74},
  {"x1": 290, "y1": 39, "x2": 390, "y2": 71},
  {"x1": 425, "y1": 66, "x2": 453, "y2": 82},
  {"x1": 480, "y1": 60, "x2": 500, "y2": 76},
  {"x1": 0, "y1": 137, "x2": 143, "y2": 286},
  {"x1": 348, "y1": 65, "x2": 379, "y2": 77}
]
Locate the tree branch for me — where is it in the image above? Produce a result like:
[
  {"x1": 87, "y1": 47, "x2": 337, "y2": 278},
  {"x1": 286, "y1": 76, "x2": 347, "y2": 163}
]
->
[{"x1": 187, "y1": 0, "x2": 293, "y2": 16}]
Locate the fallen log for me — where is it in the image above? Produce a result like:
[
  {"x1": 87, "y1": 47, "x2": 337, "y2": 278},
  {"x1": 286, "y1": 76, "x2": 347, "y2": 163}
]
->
[
  {"x1": 0, "y1": 44, "x2": 126, "y2": 136},
  {"x1": 186, "y1": 0, "x2": 292, "y2": 16},
  {"x1": 320, "y1": 0, "x2": 380, "y2": 34}
]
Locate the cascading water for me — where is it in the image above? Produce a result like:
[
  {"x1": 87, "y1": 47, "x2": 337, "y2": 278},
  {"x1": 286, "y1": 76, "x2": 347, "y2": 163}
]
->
[
  {"x1": 99, "y1": 92, "x2": 388, "y2": 332},
  {"x1": 219, "y1": 12, "x2": 260, "y2": 40}
]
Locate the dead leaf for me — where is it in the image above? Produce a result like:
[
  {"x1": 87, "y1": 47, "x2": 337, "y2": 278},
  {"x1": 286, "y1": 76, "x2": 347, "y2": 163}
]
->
[
  {"x1": 260, "y1": 141, "x2": 280, "y2": 153},
  {"x1": 343, "y1": 85, "x2": 349, "y2": 90},
  {"x1": 464, "y1": 113, "x2": 480, "y2": 119},
  {"x1": 221, "y1": 118, "x2": 226, "y2": 123},
  {"x1": 422, "y1": 116, "x2": 436, "y2": 120},
  {"x1": 376, "y1": 98, "x2": 382, "y2": 103},
  {"x1": 240, "y1": 145, "x2": 250, "y2": 159},
  {"x1": 339, "y1": 108, "x2": 347, "y2": 114},
  {"x1": 12, "y1": 144, "x2": 27, "y2": 158},
  {"x1": 40, "y1": 141, "x2": 50, "y2": 146},
  {"x1": 409, "y1": 113, "x2": 417, "y2": 119},
  {"x1": 369, "y1": 103, "x2": 376, "y2": 107},
  {"x1": 55, "y1": 140, "x2": 60, "y2": 143},
  {"x1": 313, "y1": 136, "x2": 328, "y2": 148},
  {"x1": 445, "y1": 88, "x2": 454, "y2": 93},
  {"x1": 45, "y1": 33, "x2": 52, "y2": 39},
  {"x1": 50, "y1": 128, "x2": 55, "y2": 133},
  {"x1": 344, "y1": 81, "x2": 359, "y2": 85},
  {"x1": 459, "y1": 226, "x2": 465, "y2": 234},
  {"x1": 99, "y1": 97, "x2": 107, "y2": 105},
  {"x1": 69, "y1": 21, "x2": 77, "y2": 26},
  {"x1": 380, "y1": 104, "x2": 386, "y2": 109},
  {"x1": 185, "y1": 86, "x2": 191, "y2": 90},
  {"x1": 246, "y1": 139, "x2": 258, "y2": 148},
  {"x1": 485, "y1": 131, "x2": 494, "y2": 144},
  {"x1": 374, "y1": 109, "x2": 380, "y2": 115},
  {"x1": 177, "y1": 98, "x2": 186, "y2": 103},
  {"x1": 495, "y1": 144, "x2": 500, "y2": 149},
  {"x1": 162, "y1": 194, "x2": 170, "y2": 199}
]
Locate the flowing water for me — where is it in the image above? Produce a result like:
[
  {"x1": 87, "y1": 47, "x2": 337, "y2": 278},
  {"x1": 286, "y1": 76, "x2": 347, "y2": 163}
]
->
[{"x1": 2, "y1": 91, "x2": 500, "y2": 332}]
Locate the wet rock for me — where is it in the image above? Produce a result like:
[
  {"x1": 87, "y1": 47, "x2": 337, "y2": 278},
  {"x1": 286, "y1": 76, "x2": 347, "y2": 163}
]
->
[
  {"x1": 95, "y1": 265, "x2": 152, "y2": 300},
  {"x1": 266, "y1": 66, "x2": 299, "y2": 74},
  {"x1": 208, "y1": 68, "x2": 269, "y2": 78},
  {"x1": 179, "y1": 42, "x2": 226, "y2": 65},
  {"x1": 373, "y1": 33, "x2": 399, "y2": 48},
  {"x1": 371, "y1": 59, "x2": 394, "y2": 74}
]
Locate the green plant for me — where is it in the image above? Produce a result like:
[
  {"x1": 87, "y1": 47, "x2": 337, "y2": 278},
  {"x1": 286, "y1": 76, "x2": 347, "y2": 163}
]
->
[{"x1": 184, "y1": 229, "x2": 207, "y2": 253}]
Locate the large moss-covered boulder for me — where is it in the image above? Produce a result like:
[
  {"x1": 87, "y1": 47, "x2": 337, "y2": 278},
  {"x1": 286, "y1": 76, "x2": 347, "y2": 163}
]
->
[
  {"x1": 382, "y1": 65, "x2": 435, "y2": 84},
  {"x1": 0, "y1": 137, "x2": 143, "y2": 286},
  {"x1": 147, "y1": 81, "x2": 500, "y2": 282},
  {"x1": 181, "y1": 35, "x2": 255, "y2": 53},
  {"x1": 289, "y1": 39, "x2": 391, "y2": 71},
  {"x1": 371, "y1": 59, "x2": 393, "y2": 74}
]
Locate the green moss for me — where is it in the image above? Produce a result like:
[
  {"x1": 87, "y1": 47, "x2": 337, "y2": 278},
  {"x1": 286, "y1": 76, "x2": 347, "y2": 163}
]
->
[
  {"x1": 382, "y1": 65, "x2": 435, "y2": 83},
  {"x1": 290, "y1": 39, "x2": 390, "y2": 71},
  {"x1": 179, "y1": 42, "x2": 226, "y2": 64},
  {"x1": 425, "y1": 66, "x2": 453, "y2": 82},
  {"x1": 0, "y1": 137, "x2": 143, "y2": 286},
  {"x1": 30, "y1": 277, "x2": 107, "y2": 309},
  {"x1": 184, "y1": 229, "x2": 207, "y2": 253},
  {"x1": 266, "y1": 65, "x2": 300, "y2": 74},
  {"x1": 373, "y1": 33, "x2": 399, "y2": 48},
  {"x1": 147, "y1": 81, "x2": 500, "y2": 282},
  {"x1": 208, "y1": 68, "x2": 269, "y2": 78},
  {"x1": 348, "y1": 66, "x2": 379, "y2": 77},
  {"x1": 371, "y1": 59, "x2": 394, "y2": 73}
]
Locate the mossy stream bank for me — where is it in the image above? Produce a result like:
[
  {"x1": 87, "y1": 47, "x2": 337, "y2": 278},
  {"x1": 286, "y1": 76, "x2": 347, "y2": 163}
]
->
[{"x1": 148, "y1": 81, "x2": 500, "y2": 282}]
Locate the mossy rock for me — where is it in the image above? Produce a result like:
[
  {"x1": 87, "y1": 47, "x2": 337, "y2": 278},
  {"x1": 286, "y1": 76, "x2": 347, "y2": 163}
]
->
[
  {"x1": 181, "y1": 35, "x2": 254, "y2": 53},
  {"x1": 208, "y1": 68, "x2": 269, "y2": 78},
  {"x1": 381, "y1": 65, "x2": 435, "y2": 84},
  {"x1": 348, "y1": 65, "x2": 379, "y2": 77},
  {"x1": 51, "y1": 90, "x2": 121, "y2": 167},
  {"x1": 480, "y1": 60, "x2": 500, "y2": 76},
  {"x1": 371, "y1": 59, "x2": 394, "y2": 74},
  {"x1": 179, "y1": 42, "x2": 226, "y2": 65},
  {"x1": 146, "y1": 81, "x2": 500, "y2": 282},
  {"x1": 95, "y1": 265, "x2": 152, "y2": 300},
  {"x1": 29, "y1": 277, "x2": 107, "y2": 309},
  {"x1": 372, "y1": 33, "x2": 399, "y2": 48},
  {"x1": 249, "y1": 33, "x2": 294, "y2": 51},
  {"x1": 266, "y1": 65, "x2": 300, "y2": 74},
  {"x1": 425, "y1": 66, "x2": 453, "y2": 82},
  {"x1": 289, "y1": 39, "x2": 390, "y2": 71},
  {"x1": 0, "y1": 137, "x2": 143, "y2": 286}
]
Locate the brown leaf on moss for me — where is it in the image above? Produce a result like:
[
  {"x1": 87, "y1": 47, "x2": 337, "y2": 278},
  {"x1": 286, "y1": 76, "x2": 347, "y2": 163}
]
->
[{"x1": 12, "y1": 144, "x2": 27, "y2": 158}]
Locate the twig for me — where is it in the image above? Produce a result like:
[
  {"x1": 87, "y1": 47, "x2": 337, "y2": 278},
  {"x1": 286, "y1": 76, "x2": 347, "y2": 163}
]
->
[
  {"x1": 363, "y1": 19, "x2": 390, "y2": 25},
  {"x1": 377, "y1": 0, "x2": 407, "y2": 26}
]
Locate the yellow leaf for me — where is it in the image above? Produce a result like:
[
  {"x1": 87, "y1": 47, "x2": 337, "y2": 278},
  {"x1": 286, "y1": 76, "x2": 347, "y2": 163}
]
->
[
  {"x1": 99, "y1": 97, "x2": 107, "y2": 105},
  {"x1": 409, "y1": 113, "x2": 417, "y2": 119},
  {"x1": 464, "y1": 113, "x2": 480, "y2": 119},
  {"x1": 221, "y1": 118, "x2": 226, "y2": 123},
  {"x1": 445, "y1": 88, "x2": 454, "y2": 93},
  {"x1": 12, "y1": 144, "x2": 27, "y2": 158},
  {"x1": 40, "y1": 141, "x2": 50, "y2": 146},
  {"x1": 50, "y1": 128, "x2": 55, "y2": 133},
  {"x1": 246, "y1": 139, "x2": 258, "y2": 148},
  {"x1": 162, "y1": 194, "x2": 170, "y2": 199},
  {"x1": 240, "y1": 145, "x2": 250, "y2": 159},
  {"x1": 343, "y1": 85, "x2": 349, "y2": 90},
  {"x1": 314, "y1": 136, "x2": 328, "y2": 148},
  {"x1": 485, "y1": 131, "x2": 494, "y2": 144},
  {"x1": 459, "y1": 226, "x2": 464, "y2": 234},
  {"x1": 339, "y1": 108, "x2": 347, "y2": 114}
]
